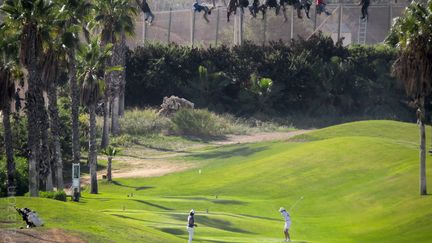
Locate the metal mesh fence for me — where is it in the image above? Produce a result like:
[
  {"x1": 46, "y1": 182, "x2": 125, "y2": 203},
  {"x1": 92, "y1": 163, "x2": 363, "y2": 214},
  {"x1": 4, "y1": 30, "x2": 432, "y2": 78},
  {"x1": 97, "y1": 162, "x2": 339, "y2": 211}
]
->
[{"x1": 127, "y1": 1, "x2": 409, "y2": 48}]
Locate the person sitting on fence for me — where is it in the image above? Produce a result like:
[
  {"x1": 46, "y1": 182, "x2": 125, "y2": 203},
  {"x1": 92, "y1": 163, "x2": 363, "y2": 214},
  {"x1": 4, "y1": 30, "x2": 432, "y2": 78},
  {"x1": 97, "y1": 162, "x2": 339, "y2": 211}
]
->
[
  {"x1": 136, "y1": 0, "x2": 154, "y2": 24},
  {"x1": 359, "y1": 0, "x2": 370, "y2": 20},
  {"x1": 259, "y1": 0, "x2": 280, "y2": 20},
  {"x1": 316, "y1": 0, "x2": 331, "y2": 15},
  {"x1": 194, "y1": 0, "x2": 216, "y2": 23},
  {"x1": 249, "y1": 0, "x2": 260, "y2": 18},
  {"x1": 227, "y1": 0, "x2": 238, "y2": 22},
  {"x1": 301, "y1": 0, "x2": 312, "y2": 18},
  {"x1": 279, "y1": 0, "x2": 290, "y2": 22}
]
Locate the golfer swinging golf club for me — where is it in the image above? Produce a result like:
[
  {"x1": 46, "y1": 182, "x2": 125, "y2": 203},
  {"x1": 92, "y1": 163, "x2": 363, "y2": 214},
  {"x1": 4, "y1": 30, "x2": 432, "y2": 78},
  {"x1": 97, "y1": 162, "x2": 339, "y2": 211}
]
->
[
  {"x1": 187, "y1": 209, "x2": 198, "y2": 243},
  {"x1": 279, "y1": 207, "x2": 292, "y2": 242}
]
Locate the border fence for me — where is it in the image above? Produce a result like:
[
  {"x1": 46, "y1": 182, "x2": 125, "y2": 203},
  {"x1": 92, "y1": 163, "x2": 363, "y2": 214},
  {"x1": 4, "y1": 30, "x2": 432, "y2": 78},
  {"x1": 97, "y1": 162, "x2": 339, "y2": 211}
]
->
[{"x1": 128, "y1": 0, "x2": 409, "y2": 48}]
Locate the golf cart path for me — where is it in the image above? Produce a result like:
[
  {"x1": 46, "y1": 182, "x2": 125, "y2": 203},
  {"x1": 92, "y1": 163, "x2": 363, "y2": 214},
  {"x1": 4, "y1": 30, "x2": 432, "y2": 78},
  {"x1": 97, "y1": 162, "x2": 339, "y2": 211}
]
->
[
  {"x1": 0, "y1": 228, "x2": 85, "y2": 243},
  {"x1": 79, "y1": 130, "x2": 311, "y2": 185}
]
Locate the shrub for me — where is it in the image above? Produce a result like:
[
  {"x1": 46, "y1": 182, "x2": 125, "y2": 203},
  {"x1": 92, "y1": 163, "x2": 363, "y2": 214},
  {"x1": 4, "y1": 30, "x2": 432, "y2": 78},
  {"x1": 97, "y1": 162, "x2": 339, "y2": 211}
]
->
[
  {"x1": 170, "y1": 108, "x2": 230, "y2": 137},
  {"x1": 110, "y1": 134, "x2": 139, "y2": 147},
  {"x1": 30, "y1": 190, "x2": 67, "y2": 202},
  {"x1": 0, "y1": 156, "x2": 28, "y2": 197},
  {"x1": 120, "y1": 108, "x2": 170, "y2": 136}
]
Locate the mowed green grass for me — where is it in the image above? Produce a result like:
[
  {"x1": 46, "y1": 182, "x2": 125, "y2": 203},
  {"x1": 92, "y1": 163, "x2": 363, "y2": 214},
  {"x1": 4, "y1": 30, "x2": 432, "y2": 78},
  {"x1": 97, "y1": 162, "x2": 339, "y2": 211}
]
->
[{"x1": 1, "y1": 120, "x2": 432, "y2": 242}]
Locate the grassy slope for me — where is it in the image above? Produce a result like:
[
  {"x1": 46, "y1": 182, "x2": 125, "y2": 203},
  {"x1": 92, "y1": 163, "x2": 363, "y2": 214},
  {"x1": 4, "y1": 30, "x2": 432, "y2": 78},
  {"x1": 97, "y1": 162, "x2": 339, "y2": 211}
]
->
[{"x1": 1, "y1": 120, "x2": 432, "y2": 242}]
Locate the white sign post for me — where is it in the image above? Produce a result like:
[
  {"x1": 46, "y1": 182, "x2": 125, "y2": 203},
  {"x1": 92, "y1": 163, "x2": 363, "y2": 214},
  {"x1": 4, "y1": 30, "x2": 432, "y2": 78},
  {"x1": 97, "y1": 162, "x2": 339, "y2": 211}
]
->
[{"x1": 72, "y1": 163, "x2": 80, "y2": 201}]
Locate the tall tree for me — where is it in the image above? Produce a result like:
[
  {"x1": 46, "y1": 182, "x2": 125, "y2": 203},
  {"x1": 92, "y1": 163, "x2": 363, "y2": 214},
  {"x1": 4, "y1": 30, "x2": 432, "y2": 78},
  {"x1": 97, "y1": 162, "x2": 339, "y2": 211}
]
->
[
  {"x1": 0, "y1": 24, "x2": 19, "y2": 194},
  {"x1": 0, "y1": 64, "x2": 16, "y2": 192},
  {"x1": 56, "y1": 0, "x2": 93, "y2": 169},
  {"x1": 93, "y1": 0, "x2": 136, "y2": 140},
  {"x1": 388, "y1": 1, "x2": 432, "y2": 195},
  {"x1": 1, "y1": 0, "x2": 55, "y2": 196},
  {"x1": 41, "y1": 47, "x2": 64, "y2": 190},
  {"x1": 77, "y1": 38, "x2": 113, "y2": 194}
]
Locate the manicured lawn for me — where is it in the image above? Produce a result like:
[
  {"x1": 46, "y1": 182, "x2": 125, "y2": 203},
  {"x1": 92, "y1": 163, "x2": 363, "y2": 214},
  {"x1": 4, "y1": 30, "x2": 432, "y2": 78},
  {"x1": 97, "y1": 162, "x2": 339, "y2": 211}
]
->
[{"x1": 1, "y1": 120, "x2": 431, "y2": 242}]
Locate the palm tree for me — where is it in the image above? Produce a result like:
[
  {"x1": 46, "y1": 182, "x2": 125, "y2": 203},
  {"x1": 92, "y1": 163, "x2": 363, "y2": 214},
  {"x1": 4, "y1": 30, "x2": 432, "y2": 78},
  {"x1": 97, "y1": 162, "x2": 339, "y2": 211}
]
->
[
  {"x1": 0, "y1": 63, "x2": 16, "y2": 191},
  {"x1": 0, "y1": 23, "x2": 19, "y2": 193},
  {"x1": 56, "y1": 0, "x2": 93, "y2": 169},
  {"x1": 41, "y1": 46, "x2": 64, "y2": 190},
  {"x1": 388, "y1": 1, "x2": 432, "y2": 195},
  {"x1": 1, "y1": 0, "x2": 55, "y2": 196},
  {"x1": 102, "y1": 146, "x2": 118, "y2": 182},
  {"x1": 77, "y1": 38, "x2": 113, "y2": 194},
  {"x1": 93, "y1": 0, "x2": 137, "y2": 141}
]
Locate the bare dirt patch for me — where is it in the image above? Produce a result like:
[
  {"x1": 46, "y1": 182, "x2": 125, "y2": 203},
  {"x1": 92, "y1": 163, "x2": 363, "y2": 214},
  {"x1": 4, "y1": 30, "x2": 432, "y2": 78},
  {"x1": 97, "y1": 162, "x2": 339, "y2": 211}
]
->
[
  {"x1": 0, "y1": 228, "x2": 86, "y2": 243},
  {"x1": 212, "y1": 130, "x2": 311, "y2": 145},
  {"x1": 77, "y1": 130, "x2": 310, "y2": 186}
]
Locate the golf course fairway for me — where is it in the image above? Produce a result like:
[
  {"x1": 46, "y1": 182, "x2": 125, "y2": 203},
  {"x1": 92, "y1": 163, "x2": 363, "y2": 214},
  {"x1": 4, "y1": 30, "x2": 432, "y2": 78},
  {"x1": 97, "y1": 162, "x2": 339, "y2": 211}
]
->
[{"x1": 1, "y1": 120, "x2": 431, "y2": 242}]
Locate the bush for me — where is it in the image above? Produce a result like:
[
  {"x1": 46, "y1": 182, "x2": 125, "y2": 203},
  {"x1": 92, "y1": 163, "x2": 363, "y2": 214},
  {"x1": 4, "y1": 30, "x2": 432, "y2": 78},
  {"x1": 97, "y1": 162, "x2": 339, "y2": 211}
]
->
[
  {"x1": 27, "y1": 190, "x2": 67, "y2": 202},
  {"x1": 170, "y1": 108, "x2": 231, "y2": 137},
  {"x1": 120, "y1": 108, "x2": 170, "y2": 136},
  {"x1": 0, "y1": 157, "x2": 29, "y2": 197},
  {"x1": 125, "y1": 35, "x2": 412, "y2": 125},
  {"x1": 110, "y1": 134, "x2": 139, "y2": 147}
]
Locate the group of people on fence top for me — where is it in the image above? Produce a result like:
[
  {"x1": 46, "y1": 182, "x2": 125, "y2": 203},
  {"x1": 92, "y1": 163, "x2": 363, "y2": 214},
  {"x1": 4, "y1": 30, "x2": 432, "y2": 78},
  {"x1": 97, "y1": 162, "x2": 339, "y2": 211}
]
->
[{"x1": 136, "y1": 0, "x2": 370, "y2": 25}]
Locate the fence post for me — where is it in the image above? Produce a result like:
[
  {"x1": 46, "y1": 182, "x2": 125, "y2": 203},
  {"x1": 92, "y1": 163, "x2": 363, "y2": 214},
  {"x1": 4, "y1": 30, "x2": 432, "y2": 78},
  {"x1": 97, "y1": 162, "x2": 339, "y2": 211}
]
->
[
  {"x1": 143, "y1": 14, "x2": 147, "y2": 44},
  {"x1": 215, "y1": 8, "x2": 220, "y2": 46},
  {"x1": 337, "y1": 2, "x2": 343, "y2": 41},
  {"x1": 239, "y1": 8, "x2": 244, "y2": 45},
  {"x1": 290, "y1": 5, "x2": 294, "y2": 39},
  {"x1": 191, "y1": 10, "x2": 196, "y2": 47},
  {"x1": 262, "y1": 13, "x2": 267, "y2": 45},
  {"x1": 313, "y1": 5, "x2": 317, "y2": 31},
  {"x1": 388, "y1": 0, "x2": 393, "y2": 30},
  {"x1": 167, "y1": 8, "x2": 172, "y2": 43},
  {"x1": 233, "y1": 9, "x2": 238, "y2": 45}
]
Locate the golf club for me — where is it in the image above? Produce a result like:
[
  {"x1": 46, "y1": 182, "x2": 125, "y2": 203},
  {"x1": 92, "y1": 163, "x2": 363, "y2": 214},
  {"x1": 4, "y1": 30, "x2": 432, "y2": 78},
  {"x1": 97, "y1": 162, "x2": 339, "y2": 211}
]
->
[{"x1": 289, "y1": 196, "x2": 304, "y2": 211}]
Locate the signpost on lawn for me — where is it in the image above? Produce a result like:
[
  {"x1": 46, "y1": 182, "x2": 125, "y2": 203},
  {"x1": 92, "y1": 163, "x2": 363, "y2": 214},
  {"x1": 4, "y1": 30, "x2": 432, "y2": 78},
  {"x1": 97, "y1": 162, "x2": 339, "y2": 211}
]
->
[{"x1": 72, "y1": 163, "x2": 80, "y2": 202}]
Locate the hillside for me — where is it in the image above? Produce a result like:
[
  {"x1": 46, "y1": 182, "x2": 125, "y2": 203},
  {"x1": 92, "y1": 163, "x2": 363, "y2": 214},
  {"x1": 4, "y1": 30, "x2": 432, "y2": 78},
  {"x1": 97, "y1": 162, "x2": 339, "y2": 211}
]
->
[{"x1": 1, "y1": 120, "x2": 431, "y2": 242}]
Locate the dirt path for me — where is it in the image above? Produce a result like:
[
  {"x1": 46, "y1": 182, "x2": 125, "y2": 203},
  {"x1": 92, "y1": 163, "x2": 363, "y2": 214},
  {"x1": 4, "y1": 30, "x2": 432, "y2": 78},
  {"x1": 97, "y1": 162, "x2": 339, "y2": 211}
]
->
[
  {"x1": 212, "y1": 130, "x2": 310, "y2": 145},
  {"x1": 78, "y1": 130, "x2": 310, "y2": 185},
  {"x1": 0, "y1": 228, "x2": 86, "y2": 243}
]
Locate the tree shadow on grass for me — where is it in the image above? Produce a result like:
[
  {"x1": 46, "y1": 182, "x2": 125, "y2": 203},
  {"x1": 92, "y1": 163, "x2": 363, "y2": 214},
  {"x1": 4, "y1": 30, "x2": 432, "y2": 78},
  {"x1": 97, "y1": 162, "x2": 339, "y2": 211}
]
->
[
  {"x1": 159, "y1": 227, "x2": 185, "y2": 235},
  {"x1": 111, "y1": 181, "x2": 154, "y2": 191},
  {"x1": 132, "y1": 199, "x2": 173, "y2": 211},
  {"x1": 239, "y1": 214, "x2": 279, "y2": 222},
  {"x1": 162, "y1": 196, "x2": 247, "y2": 205},
  {"x1": 187, "y1": 146, "x2": 269, "y2": 160},
  {"x1": 170, "y1": 214, "x2": 253, "y2": 234}
]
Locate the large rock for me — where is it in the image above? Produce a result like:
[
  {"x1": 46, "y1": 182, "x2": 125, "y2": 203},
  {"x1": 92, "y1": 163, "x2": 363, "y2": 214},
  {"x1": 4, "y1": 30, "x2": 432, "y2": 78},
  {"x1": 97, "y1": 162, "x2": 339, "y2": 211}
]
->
[{"x1": 158, "y1": 95, "x2": 194, "y2": 116}]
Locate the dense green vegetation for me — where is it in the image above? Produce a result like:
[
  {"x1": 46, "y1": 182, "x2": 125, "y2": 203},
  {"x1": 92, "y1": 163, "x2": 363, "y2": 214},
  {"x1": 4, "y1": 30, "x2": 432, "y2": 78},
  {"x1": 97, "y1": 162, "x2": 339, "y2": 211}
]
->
[
  {"x1": 1, "y1": 120, "x2": 431, "y2": 242},
  {"x1": 126, "y1": 35, "x2": 411, "y2": 125}
]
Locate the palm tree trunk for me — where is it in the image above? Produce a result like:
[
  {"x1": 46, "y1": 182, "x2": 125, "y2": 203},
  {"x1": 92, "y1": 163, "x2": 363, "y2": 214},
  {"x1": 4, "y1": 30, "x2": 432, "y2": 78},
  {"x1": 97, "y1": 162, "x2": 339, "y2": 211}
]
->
[
  {"x1": 119, "y1": 85, "x2": 125, "y2": 117},
  {"x1": 107, "y1": 156, "x2": 112, "y2": 182},
  {"x1": 418, "y1": 97, "x2": 427, "y2": 195},
  {"x1": 111, "y1": 94, "x2": 120, "y2": 135},
  {"x1": 68, "y1": 49, "x2": 81, "y2": 166},
  {"x1": 26, "y1": 77, "x2": 40, "y2": 196},
  {"x1": 40, "y1": 110, "x2": 52, "y2": 191},
  {"x1": 2, "y1": 104, "x2": 16, "y2": 192},
  {"x1": 48, "y1": 79, "x2": 63, "y2": 190},
  {"x1": 111, "y1": 32, "x2": 126, "y2": 134},
  {"x1": 89, "y1": 103, "x2": 98, "y2": 194},
  {"x1": 101, "y1": 94, "x2": 110, "y2": 149}
]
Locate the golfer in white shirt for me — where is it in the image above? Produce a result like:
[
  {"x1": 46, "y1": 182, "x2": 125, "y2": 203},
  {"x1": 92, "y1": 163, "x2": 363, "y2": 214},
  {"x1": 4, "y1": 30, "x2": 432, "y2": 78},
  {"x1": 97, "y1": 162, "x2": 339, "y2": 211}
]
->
[{"x1": 279, "y1": 207, "x2": 291, "y2": 242}]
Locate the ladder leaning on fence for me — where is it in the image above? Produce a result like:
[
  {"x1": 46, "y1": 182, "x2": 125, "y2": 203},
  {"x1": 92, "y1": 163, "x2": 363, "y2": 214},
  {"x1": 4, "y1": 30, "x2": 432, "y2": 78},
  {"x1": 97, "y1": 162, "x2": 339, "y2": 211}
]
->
[{"x1": 357, "y1": 17, "x2": 367, "y2": 44}]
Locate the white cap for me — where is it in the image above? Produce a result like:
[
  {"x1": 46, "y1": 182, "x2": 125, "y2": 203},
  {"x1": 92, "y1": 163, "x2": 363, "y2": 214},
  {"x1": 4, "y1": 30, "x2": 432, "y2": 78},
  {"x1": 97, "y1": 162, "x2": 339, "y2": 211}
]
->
[
  {"x1": 279, "y1": 207, "x2": 285, "y2": 212},
  {"x1": 190, "y1": 209, "x2": 195, "y2": 214}
]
